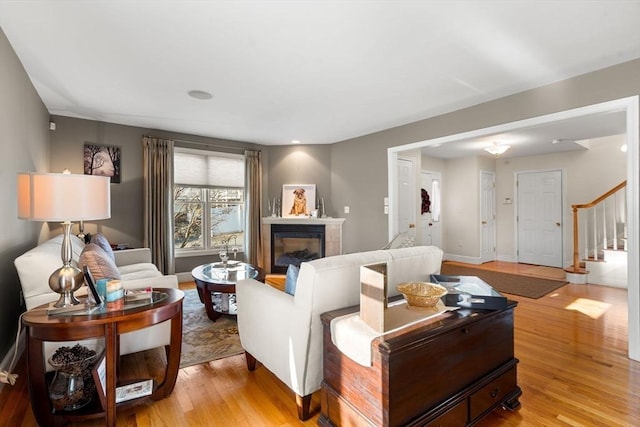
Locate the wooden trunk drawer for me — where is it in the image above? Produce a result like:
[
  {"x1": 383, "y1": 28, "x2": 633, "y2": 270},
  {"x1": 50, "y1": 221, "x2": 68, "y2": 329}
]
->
[
  {"x1": 469, "y1": 367, "x2": 517, "y2": 420},
  {"x1": 425, "y1": 401, "x2": 468, "y2": 427}
]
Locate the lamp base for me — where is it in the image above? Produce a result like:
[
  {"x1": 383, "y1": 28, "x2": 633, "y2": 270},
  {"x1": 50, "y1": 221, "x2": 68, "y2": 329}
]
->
[{"x1": 49, "y1": 265, "x2": 84, "y2": 308}]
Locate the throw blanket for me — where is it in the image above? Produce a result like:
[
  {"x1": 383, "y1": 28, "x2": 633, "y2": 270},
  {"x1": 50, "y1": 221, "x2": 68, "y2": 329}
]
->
[{"x1": 330, "y1": 300, "x2": 458, "y2": 366}]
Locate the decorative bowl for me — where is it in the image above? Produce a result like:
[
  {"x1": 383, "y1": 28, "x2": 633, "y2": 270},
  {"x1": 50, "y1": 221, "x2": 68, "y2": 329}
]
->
[{"x1": 396, "y1": 282, "x2": 448, "y2": 308}]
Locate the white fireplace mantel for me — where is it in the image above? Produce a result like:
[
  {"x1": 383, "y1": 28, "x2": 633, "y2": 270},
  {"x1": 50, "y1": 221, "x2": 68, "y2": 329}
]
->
[
  {"x1": 261, "y1": 217, "x2": 345, "y2": 274},
  {"x1": 262, "y1": 217, "x2": 346, "y2": 225}
]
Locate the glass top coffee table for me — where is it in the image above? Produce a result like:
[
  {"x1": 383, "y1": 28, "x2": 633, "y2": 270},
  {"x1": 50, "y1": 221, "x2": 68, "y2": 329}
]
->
[{"x1": 191, "y1": 261, "x2": 262, "y2": 321}]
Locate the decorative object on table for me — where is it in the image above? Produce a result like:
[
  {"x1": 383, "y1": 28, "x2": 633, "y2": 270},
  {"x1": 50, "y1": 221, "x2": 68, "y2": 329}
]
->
[
  {"x1": 319, "y1": 197, "x2": 327, "y2": 218},
  {"x1": 268, "y1": 197, "x2": 281, "y2": 217},
  {"x1": 17, "y1": 171, "x2": 111, "y2": 307},
  {"x1": 430, "y1": 274, "x2": 507, "y2": 309},
  {"x1": 396, "y1": 281, "x2": 448, "y2": 308},
  {"x1": 282, "y1": 184, "x2": 316, "y2": 217},
  {"x1": 219, "y1": 249, "x2": 229, "y2": 266},
  {"x1": 83, "y1": 265, "x2": 103, "y2": 306},
  {"x1": 48, "y1": 343, "x2": 103, "y2": 411},
  {"x1": 105, "y1": 279, "x2": 124, "y2": 310},
  {"x1": 83, "y1": 143, "x2": 121, "y2": 183},
  {"x1": 217, "y1": 234, "x2": 238, "y2": 267},
  {"x1": 359, "y1": 262, "x2": 388, "y2": 333}
]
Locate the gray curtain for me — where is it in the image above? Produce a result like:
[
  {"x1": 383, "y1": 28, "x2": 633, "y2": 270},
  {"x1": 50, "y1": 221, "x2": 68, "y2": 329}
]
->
[
  {"x1": 142, "y1": 136, "x2": 175, "y2": 274},
  {"x1": 245, "y1": 150, "x2": 263, "y2": 268}
]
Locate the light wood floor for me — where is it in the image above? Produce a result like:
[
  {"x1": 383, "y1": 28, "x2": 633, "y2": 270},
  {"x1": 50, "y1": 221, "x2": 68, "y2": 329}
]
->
[{"x1": 1, "y1": 262, "x2": 638, "y2": 426}]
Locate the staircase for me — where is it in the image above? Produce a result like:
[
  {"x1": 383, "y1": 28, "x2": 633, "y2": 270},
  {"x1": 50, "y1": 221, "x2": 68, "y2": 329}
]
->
[{"x1": 565, "y1": 181, "x2": 628, "y2": 287}]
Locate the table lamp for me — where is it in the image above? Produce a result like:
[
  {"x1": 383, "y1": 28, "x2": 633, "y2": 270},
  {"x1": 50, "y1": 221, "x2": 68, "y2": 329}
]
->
[{"x1": 17, "y1": 171, "x2": 111, "y2": 307}]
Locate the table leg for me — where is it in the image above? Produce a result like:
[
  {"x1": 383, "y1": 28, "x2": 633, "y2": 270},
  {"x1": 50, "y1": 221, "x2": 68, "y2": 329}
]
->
[
  {"x1": 26, "y1": 333, "x2": 59, "y2": 427},
  {"x1": 202, "y1": 287, "x2": 222, "y2": 321},
  {"x1": 153, "y1": 304, "x2": 183, "y2": 399},
  {"x1": 105, "y1": 323, "x2": 117, "y2": 427}
]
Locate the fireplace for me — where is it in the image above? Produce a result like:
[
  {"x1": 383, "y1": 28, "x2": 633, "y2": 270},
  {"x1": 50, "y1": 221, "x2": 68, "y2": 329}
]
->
[{"x1": 271, "y1": 224, "x2": 325, "y2": 273}]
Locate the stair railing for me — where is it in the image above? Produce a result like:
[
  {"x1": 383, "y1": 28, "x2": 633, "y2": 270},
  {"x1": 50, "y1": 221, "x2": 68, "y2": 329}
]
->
[{"x1": 569, "y1": 181, "x2": 626, "y2": 273}]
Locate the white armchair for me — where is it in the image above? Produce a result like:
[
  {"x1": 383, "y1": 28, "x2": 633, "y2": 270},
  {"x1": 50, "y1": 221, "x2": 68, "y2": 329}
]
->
[{"x1": 236, "y1": 246, "x2": 444, "y2": 420}]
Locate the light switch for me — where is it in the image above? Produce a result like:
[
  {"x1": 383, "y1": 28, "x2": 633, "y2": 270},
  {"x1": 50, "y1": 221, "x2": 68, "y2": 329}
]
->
[{"x1": 344, "y1": 206, "x2": 350, "y2": 214}]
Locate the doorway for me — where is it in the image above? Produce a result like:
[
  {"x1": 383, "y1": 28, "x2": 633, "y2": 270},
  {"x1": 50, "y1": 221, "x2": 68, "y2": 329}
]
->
[
  {"x1": 420, "y1": 171, "x2": 442, "y2": 247},
  {"x1": 396, "y1": 157, "x2": 416, "y2": 237},
  {"x1": 516, "y1": 170, "x2": 563, "y2": 268},
  {"x1": 480, "y1": 170, "x2": 496, "y2": 263}
]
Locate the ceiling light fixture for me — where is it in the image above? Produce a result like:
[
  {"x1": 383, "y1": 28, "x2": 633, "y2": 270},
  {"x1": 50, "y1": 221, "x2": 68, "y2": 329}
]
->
[
  {"x1": 291, "y1": 140, "x2": 300, "y2": 144},
  {"x1": 484, "y1": 143, "x2": 511, "y2": 157},
  {"x1": 187, "y1": 90, "x2": 213, "y2": 100}
]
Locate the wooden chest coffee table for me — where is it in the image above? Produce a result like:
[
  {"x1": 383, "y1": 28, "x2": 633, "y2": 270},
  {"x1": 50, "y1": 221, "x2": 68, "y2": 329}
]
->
[{"x1": 319, "y1": 300, "x2": 521, "y2": 426}]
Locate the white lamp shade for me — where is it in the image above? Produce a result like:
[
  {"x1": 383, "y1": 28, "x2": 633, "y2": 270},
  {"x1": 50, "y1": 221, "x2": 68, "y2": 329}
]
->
[{"x1": 18, "y1": 172, "x2": 111, "y2": 221}]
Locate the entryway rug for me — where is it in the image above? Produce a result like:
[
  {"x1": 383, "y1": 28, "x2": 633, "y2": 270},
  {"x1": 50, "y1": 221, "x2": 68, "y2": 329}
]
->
[
  {"x1": 180, "y1": 288, "x2": 244, "y2": 368},
  {"x1": 439, "y1": 264, "x2": 568, "y2": 299}
]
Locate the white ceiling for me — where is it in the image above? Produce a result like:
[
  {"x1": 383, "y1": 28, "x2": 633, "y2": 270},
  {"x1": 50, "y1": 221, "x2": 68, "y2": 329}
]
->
[{"x1": 0, "y1": 1, "x2": 639, "y2": 148}]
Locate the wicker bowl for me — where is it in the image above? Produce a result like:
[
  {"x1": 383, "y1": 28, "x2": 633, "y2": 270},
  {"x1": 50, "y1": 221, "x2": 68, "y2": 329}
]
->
[{"x1": 397, "y1": 282, "x2": 448, "y2": 308}]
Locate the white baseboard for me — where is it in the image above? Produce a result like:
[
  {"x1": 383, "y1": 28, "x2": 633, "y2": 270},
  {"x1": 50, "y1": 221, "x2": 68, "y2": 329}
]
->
[
  {"x1": 176, "y1": 272, "x2": 193, "y2": 283},
  {"x1": 443, "y1": 254, "x2": 482, "y2": 264}
]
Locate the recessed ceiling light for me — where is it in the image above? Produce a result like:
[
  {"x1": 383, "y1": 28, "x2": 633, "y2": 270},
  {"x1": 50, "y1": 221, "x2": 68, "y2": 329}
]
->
[
  {"x1": 188, "y1": 90, "x2": 213, "y2": 100},
  {"x1": 291, "y1": 140, "x2": 300, "y2": 144}
]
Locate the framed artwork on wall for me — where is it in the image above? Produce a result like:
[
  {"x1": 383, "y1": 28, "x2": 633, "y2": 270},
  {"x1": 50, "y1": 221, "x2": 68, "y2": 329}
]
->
[
  {"x1": 282, "y1": 184, "x2": 316, "y2": 217},
  {"x1": 84, "y1": 143, "x2": 121, "y2": 183}
]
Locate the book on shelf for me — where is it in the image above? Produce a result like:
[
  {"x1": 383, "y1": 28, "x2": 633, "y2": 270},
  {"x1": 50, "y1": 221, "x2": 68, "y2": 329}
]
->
[{"x1": 115, "y1": 379, "x2": 153, "y2": 403}]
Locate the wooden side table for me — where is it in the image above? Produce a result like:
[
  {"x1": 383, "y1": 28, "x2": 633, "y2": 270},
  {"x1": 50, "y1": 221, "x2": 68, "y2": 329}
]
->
[{"x1": 22, "y1": 288, "x2": 184, "y2": 427}]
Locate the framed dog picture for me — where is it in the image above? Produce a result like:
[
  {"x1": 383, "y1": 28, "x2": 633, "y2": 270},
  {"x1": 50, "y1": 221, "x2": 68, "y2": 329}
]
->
[{"x1": 282, "y1": 184, "x2": 316, "y2": 217}]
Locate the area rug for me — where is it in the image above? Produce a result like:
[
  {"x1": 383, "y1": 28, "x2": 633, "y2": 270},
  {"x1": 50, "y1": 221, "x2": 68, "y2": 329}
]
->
[
  {"x1": 439, "y1": 264, "x2": 568, "y2": 299},
  {"x1": 180, "y1": 288, "x2": 244, "y2": 368},
  {"x1": 520, "y1": 265, "x2": 567, "y2": 280}
]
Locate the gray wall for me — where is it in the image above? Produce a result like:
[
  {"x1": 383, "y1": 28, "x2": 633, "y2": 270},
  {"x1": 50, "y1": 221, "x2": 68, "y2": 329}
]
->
[
  {"x1": 330, "y1": 59, "x2": 640, "y2": 254},
  {"x1": 264, "y1": 144, "x2": 332, "y2": 214},
  {"x1": 0, "y1": 28, "x2": 50, "y2": 363},
  {"x1": 48, "y1": 117, "x2": 264, "y2": 274}
]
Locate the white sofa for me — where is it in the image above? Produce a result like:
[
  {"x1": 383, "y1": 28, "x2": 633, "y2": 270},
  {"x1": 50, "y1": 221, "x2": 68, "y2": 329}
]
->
[
  {"x1": 14, "y1": 233, "x2": 179, "y2": 367},
  {"x1": 236, "y1": 245, "x2": 444, "y2": 420}
]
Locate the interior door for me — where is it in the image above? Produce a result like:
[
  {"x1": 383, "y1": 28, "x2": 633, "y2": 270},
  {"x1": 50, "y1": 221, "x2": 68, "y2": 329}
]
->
[
  {"x1": 517, "y1": 170, "x2": 563, "y2": 267},
  {"x1": 420, "y1": 171, "x2": 442, "y2": 247},
  {"x1": 397, "y1": 157, "x2": 416, "y2": 237},
  {"x1": 480, "y1": 171, "x2": 496, "y2": 262}
]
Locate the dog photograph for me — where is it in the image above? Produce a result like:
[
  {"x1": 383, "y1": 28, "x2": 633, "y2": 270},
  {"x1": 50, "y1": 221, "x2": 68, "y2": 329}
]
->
[{"x1": 282, "y1": 184, "x2": 316, "y2": 217}]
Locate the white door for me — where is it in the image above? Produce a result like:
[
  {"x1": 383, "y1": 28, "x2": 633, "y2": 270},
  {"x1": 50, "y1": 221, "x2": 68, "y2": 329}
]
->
[
  {"x1": 517, "y1": 170, "x2": 563, "y2": 267},
  {"x1": 420, "y1": 171, "x2": 442, "y2": 247},
  {"x1": 397, "y1": 158, "x2": 416, "y2": 237},
  {"x1": 480, "y1": 171, "x2": 497, "y2": 263}
]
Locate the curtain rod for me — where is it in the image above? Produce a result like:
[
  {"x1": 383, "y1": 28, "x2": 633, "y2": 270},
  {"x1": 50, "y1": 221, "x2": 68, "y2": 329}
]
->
[{"x1": 173, "y1": 138, "x2": 256, "y2": 154}]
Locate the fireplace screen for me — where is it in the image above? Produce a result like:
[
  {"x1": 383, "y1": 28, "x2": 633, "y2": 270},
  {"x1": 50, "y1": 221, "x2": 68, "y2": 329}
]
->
[{"x1": 271, "y1": 224, "x2": 325, "y2": 273}]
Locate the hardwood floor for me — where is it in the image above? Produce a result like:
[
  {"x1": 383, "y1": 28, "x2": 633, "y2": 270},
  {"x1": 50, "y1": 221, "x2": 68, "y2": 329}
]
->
[{"x1": 1, "y1": 263, "x2": 638, "y2": 426}]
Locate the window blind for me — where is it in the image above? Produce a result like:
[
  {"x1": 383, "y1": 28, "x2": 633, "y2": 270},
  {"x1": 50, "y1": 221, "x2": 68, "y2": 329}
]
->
[{"x1": 174, "y1": 149, "x2": 245, "y2": 188}]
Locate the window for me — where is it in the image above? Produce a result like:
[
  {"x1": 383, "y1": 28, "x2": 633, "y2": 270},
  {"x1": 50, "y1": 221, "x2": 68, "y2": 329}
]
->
[{"x1": 173, "y1": 148, "x2": 245, "y2": 256}]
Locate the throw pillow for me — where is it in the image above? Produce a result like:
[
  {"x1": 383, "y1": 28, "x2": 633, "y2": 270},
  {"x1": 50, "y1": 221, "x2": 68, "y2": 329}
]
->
[
  {"x1": 91, "y1": 233, "x2": 116, "y2": 262},
  {"x1": 284, "y1": 264, "x2": 300, "y2": 296},
  {"x1": 79, "y1": 243, "x2": 121, "y2": 281}
]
